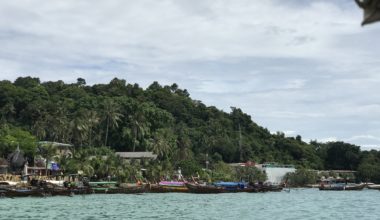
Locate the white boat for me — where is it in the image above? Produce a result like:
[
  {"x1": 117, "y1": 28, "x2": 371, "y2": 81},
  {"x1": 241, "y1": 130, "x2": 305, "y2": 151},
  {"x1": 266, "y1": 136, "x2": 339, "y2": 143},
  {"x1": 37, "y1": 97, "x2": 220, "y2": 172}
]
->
[
  {"x1": 367, "y1": 184, "x2": 380, "y2": 190},
  {"x1": 0, "y1": 181, "x2": 18, "y2": 186},
  {"x1": 45, "y1": 180, "x2": 65, "y2": 187}
]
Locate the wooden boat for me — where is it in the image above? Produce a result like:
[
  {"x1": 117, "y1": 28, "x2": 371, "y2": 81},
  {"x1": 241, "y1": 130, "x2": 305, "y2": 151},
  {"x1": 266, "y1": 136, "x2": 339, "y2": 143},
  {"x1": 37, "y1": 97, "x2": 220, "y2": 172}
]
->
[
  {"x1": 186, "y1": 182, "x2": 265, "y2": 193},
  {"x1": 344, "y1": 183, "x2": 366, "y2": 190},
  {"x1": 257, "y1": 185, "x2": 283, "y2": 192},
  {"x1": 212, "y1": 182, "x2": 283, "y2": 193},
  {"x1": 0, "y1": 188, "x2": 46, "y2": 198},
  {"x1": 70, "y1": 187, "x2": 93, "y2": 195},
  {"x1": 367, "y1": 184, "x2": 380, "y2": 190},
  {"x1": 89, "y1": 181, "x2": 146, "y2": 194},
  {"x1": 53, "y1": 188, "x2": 74, "y2": 196},
  {"x1": 319, "y1": 183, "x2": 366, "y2": 191},
  {"x1": 0, "y1": 181, "x2": 18, "y2": 187},
  {"x1": 92, "y1": 185, "x2": 146, "y2": 194},
  {"x1": 185, "y1": 183, "x2": 226, "y2": 194},
  {"x1": 319, "y1": 177, "x2": 365, "y2": 191},
  {"x1": 213, "y1": 182, "x2": 251, "y2": 193},
  {"x1": 148, "y1": 181, "x2": 189, "y2": 193},
  {"x1": 44, "y1": 181, "x2": 92, "y2": 196}
]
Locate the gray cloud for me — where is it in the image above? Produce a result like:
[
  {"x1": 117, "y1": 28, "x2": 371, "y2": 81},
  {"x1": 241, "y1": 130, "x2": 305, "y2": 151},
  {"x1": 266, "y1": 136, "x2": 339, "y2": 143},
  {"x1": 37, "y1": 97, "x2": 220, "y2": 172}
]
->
[{"x1": 0, "y1": 0, "x2": 379, "y2": 149}]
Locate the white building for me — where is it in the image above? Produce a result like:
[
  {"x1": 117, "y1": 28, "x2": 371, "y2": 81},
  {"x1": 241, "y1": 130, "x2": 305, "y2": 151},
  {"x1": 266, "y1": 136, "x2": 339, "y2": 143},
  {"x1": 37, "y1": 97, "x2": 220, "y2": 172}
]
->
[{"x1": 257, "y1": 163, "x2": 296, "y2": 185}]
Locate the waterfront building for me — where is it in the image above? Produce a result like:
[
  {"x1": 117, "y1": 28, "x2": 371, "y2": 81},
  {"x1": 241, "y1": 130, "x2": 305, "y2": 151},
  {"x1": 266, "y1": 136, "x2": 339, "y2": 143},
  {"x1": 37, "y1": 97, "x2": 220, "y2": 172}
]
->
[{"x1": 257, "y1": 163, "x2": 296, "y2": 185}]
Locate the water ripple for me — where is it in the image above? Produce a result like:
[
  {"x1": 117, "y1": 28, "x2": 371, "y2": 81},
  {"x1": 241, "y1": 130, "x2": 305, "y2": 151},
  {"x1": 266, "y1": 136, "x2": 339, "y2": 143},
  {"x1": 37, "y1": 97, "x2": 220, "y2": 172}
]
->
[{"x1": 1, "y1": 189, "x2": 380, "y2": 219}]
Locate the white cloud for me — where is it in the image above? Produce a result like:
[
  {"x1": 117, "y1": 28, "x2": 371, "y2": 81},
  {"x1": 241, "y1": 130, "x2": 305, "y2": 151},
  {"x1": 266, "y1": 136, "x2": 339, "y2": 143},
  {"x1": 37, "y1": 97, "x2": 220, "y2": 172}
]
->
[
  {"x1": 0, "y1": 0, "x2": 380, "y2": 148},
  {"x1": 360, "y1": 145, "x2": 380, "y2": 151},
  {"x1": 319, "y1": 137, "x2": 338, "y2": 143}
]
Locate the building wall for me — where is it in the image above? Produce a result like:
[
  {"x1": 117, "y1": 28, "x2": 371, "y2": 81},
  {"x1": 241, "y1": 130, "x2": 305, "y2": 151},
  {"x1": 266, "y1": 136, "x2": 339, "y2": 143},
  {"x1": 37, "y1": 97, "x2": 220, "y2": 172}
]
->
[{"x1": 263, "y1": 167, "x2": 296, "y2": 185}]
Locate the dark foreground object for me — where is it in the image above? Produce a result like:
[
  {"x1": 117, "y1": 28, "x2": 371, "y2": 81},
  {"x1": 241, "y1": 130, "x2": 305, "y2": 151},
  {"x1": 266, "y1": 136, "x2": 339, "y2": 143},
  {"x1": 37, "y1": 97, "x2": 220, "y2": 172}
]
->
[{"x1": 356, "y1": 0, "x2": 380, "y2": 25}]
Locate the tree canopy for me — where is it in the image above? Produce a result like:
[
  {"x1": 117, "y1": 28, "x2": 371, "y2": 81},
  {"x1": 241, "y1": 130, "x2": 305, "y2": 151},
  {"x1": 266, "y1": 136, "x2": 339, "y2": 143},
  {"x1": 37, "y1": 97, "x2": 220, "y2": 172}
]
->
[{"x1": 0, "y1": 77, "x2": 379, "y2": 182}]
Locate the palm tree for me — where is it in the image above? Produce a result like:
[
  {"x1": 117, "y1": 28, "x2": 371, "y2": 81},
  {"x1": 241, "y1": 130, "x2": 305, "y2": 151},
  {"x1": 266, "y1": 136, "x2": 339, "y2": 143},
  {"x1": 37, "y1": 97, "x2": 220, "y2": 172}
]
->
[
  {"x1": 85, "y1": 110, "x2": 100, "y2": 147},
  {"x1": 32, "y1": 118, "x2": 47, "y2": 141},
  {"x1": 69, "y1": 113, "x2": 88, "y2": 147},
  {"x1": 151, "y1": 128, "x2": 176, "y2": 160},
  {"x1": 102, "y1": 99, "x2": 123, "y2": 147},
  {"x1": 129, "y1": 112, "x2": 150, "y2": 152},
  {"x1": 46, "y1": 106, "x2": 69, "y2": 143}
]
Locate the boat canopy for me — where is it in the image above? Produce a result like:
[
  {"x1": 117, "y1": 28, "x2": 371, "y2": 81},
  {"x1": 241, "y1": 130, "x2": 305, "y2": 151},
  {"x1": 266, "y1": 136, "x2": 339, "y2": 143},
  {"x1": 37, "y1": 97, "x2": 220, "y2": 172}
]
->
[
  {"x1": 88, "y1": 181, "x2": 118, "y2": 186},
  {"x1": 159, "y1": 181, "x2": 185, "y2": 186},
  {"x1": 214, "y1": 182, "x2": 247, "y2": 188}
]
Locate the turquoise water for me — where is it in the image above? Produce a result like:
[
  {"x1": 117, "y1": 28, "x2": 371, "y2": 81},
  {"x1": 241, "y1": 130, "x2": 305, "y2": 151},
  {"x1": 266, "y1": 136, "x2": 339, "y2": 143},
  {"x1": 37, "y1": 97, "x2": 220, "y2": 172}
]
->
[{"x1": 1, "y1": 189, "x2": 380, "y2": 219}]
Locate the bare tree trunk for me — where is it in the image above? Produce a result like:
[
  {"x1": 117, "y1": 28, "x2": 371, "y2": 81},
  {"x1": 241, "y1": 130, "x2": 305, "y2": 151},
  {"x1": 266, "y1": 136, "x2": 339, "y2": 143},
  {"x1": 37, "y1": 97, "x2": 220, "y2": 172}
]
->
[
  {"x1": 89, "y1": 125, "x2": 92, "y2": 147},
  {"x1": 45, "y1": 159, "x2": 49, "y2": 177}
]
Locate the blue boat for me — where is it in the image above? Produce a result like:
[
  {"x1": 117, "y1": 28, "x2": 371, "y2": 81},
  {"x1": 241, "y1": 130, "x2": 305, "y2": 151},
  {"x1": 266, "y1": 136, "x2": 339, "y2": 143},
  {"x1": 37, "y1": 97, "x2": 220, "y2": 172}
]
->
[{"x1": 213, "y1": 182, "x2": 248, "y2": 191}]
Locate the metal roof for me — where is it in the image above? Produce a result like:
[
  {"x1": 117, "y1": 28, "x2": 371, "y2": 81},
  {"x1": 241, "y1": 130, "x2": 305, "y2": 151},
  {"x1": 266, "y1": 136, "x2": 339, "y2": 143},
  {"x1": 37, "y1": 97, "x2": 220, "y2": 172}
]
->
[
  {"x1": 38, "y1": 141, "x2": 73, "y2": 147},
  {"x1": 115, "y1": 152, "x2": 157, "y2": 159}
]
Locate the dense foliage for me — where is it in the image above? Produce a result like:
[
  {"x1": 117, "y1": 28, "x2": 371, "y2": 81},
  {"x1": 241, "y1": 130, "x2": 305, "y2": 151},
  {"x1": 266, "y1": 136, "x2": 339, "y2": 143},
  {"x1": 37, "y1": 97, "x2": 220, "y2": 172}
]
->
[{"x1": 0, "y1": 77, "x2": 379, "y2": 182}]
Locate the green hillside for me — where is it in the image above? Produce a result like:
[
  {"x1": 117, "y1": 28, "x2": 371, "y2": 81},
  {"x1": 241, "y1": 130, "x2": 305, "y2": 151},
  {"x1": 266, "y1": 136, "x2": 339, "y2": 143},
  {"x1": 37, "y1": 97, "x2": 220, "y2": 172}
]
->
[{"x1": 1, "y1": 77, "x2": 380, "y2": 182}]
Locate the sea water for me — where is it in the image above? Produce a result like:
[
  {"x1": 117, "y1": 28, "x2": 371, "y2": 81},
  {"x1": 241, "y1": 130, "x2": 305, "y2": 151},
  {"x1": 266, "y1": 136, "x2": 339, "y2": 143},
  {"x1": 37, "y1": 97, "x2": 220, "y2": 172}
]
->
[{"x1": 0, "y1": 188, "x2": 379, "y2": 219}]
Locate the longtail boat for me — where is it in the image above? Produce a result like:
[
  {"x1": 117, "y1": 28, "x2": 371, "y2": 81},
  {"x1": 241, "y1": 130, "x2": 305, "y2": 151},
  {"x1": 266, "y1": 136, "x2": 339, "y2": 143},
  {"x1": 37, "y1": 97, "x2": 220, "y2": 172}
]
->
[
  {"x1": 185, "y1": 183, "x2": 226, "y2": 194},
  {"x1": 319, "y1": 183, "x2": 365, "y2": 191},
  {"x1": 89, "y1": 181, "x2": 146, "y2": 194},
  {"x1": 0, "y1": 188, "x2": 46, "y2": 198},
  {"x1": 319, "y1": 178, "x2": 365, "y2": 191},
  {"x1": 148, "y1": 181, "x2": 189, "y2": 193},
  {"x1": 91, "y1": 185, "x2": 146, "y2": 194},
  {"x1": 256, "y1": 184, "x2": 283, "y2": 192},
  {"x1": 186, "y1": 182, "x2": 257, "y2": 193},
  {"x1": 186, "y1": 182, "x2": 282, "y2": 193},
  {"x1": 213, "y1": 182, "x2": 247, "y2": 192},
  {"x1": 367, "y1": 184, "x2": 380, "y2": 190}
]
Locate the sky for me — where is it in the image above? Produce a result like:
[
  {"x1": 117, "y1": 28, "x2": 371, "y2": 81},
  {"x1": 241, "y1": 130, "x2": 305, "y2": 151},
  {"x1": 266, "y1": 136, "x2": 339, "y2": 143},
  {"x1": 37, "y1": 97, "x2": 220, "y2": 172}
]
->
[{"x1": 0, "y1": 0, "x2": 380, "y2": 150}]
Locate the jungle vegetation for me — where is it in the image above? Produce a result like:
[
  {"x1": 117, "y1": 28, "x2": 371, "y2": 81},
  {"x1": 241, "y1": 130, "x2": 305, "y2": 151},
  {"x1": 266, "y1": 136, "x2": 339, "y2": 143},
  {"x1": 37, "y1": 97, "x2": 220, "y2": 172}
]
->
[{"x1": 1, "y1": 77, "x2": 380, "y2": 182}]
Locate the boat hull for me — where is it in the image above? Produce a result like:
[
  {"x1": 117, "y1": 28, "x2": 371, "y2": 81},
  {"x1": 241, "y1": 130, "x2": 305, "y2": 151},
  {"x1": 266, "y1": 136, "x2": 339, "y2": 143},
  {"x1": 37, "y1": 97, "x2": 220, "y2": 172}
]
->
[
  {"x1": 185, "y1": 183, "x2": 226, "y2": 194},
  {"x1": 185, "y1": 183, "x2": 279, "y2": 193},
  {"x1": 319, "y1": 183, "x2": 365, "y2": 191},
  {"x1": 0, "y1": 188, "x2": 46, "y2": 198},
  {"x1": 148, "y1": 184, "x2": 189, "y2": 193},
  {"x1": 92, "y1": 185, "x2": 146, "y2": 194},
  {"x1": 367, "y1": 184, "x2": 380, "y2": 190}
]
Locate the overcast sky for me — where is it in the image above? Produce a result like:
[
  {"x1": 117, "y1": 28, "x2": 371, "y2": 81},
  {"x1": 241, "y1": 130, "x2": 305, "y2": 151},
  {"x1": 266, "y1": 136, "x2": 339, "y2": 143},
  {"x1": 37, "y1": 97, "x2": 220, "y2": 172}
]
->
[{"x1": 0, "y1": 0, "x2": 379, "y2": 150}]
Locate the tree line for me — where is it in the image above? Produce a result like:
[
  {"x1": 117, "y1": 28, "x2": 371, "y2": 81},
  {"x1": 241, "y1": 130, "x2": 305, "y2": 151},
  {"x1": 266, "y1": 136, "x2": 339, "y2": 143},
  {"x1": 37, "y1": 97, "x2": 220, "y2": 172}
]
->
[{"x1": 1, "y1": 77, "x2": 380, "y2": 182}]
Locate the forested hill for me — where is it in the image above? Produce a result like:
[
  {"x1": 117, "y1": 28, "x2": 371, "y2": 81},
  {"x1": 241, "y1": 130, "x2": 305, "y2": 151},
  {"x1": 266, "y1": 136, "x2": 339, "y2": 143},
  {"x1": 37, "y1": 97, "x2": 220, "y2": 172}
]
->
[{"x1": 1, "y1": 77, "x2": 380, "y2": 178}]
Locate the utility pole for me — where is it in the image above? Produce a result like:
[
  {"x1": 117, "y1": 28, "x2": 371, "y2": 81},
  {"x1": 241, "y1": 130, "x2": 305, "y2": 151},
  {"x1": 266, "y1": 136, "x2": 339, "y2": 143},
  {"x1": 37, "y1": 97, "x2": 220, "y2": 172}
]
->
[{"x1": 239, "y1": 123, "x2": 243, "y2": 162}]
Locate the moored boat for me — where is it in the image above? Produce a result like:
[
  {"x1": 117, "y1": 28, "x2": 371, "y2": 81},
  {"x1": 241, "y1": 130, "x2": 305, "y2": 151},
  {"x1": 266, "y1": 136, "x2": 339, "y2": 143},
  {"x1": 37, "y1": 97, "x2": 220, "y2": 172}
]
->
[
  {"x1": 367, "y1": 184, "x2": 380, "y2": 190},
  {"x1": 186, "y1": 182, "x2": 265, "y2": 193},
  {"x1": 185, "y1": 183, "x2": 226, "y2": 194},
  {"x1": 0, "y1": 188, "x2": 46, "y2": 198},
  {"x1": 319, "y1": 183, "x2": 365, "y2": 191},
  {"x1": 148, "y1": 181, "x2": 189, "y2": 193},
  {"x1": 92, "y1": 185, "x2": 146, "y2": 194},
  {"x1": 319, "y1": 178, "x2": 365, "y2": 191},
  {"x1": 257, "y1": 184, "x2": 283, "y2": 192},
  {"x1": 89, "y1": 181, "x2": 146, "y2": 194},
  {"x1": 213, "y1": 181, "x2": 249, "y2": 192}
]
